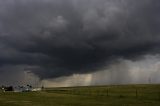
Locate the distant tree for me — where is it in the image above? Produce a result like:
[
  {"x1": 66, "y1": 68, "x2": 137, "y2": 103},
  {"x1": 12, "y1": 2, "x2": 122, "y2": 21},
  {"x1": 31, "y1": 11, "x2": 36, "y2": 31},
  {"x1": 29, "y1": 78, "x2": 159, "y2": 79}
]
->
[
  {"x1": 5, "y1": 86, "x2": 14, "y2": 91},
  {"x1": 27, "y1": 85, "x2": 32, "y2": 88},
  {"x1": 41, "y1": 85, "x2": 44, "y2": 90}
]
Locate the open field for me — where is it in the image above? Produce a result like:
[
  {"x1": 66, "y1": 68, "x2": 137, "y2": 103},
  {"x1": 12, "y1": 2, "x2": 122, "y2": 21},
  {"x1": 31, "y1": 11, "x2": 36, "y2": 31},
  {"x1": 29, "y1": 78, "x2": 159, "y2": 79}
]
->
[{"x1": 1, "y1": 84, "x2": 160, "y2": 106}]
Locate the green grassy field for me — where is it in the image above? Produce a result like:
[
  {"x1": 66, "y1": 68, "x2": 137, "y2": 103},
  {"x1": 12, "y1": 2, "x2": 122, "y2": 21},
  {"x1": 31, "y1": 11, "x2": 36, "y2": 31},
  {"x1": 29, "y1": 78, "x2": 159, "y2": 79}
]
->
[{"x1": 0, "y1": 84, "x2": 160, "y2": 106}]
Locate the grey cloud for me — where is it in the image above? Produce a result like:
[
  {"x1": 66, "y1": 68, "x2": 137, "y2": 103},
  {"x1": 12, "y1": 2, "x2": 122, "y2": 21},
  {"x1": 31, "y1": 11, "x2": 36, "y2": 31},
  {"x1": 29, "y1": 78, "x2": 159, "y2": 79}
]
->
[
  {"x1": 41, "y1": 55, "x2": 160, "y2": 87},
  {"x1": 0, "y1": 0, "x2": 160, "y2": 80}
]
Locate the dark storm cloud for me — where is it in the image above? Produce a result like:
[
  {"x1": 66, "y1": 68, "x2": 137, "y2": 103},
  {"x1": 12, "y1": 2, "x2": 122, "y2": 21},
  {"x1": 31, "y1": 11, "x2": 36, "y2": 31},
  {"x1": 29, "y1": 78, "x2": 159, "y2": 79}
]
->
[{"x1": 0, "y1": 0, "x2": 160, "y2": 79}]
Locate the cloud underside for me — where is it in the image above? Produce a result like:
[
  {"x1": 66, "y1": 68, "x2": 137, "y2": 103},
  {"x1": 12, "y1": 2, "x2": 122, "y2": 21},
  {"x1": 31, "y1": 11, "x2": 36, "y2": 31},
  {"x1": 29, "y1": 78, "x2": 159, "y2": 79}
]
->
[{"x1": 0, "y1": 0, "x2": 160, "y2": 81}]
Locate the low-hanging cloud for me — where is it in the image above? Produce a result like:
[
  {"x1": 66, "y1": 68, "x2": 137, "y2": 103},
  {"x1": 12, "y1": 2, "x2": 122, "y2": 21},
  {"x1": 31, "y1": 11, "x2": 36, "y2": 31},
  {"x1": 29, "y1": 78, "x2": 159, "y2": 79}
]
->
[
  {"x1": 42, "y1": 55, "x2": 160, "y2": 87},
  {"x1": 0, "y1": 0, "x2": 160, "y2": 85}
]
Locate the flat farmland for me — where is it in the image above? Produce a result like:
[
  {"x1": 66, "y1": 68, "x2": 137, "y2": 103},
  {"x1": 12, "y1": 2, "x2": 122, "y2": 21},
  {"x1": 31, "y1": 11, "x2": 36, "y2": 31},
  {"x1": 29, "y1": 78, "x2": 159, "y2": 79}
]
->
[{"x1": 0, "y1": 84, "x2": 160, "y2": 106}]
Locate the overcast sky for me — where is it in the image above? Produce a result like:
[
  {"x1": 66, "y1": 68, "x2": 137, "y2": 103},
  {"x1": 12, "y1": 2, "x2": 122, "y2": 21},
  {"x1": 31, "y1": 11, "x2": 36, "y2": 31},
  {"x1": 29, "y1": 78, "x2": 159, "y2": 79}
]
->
[{"x1": 0, "y1": 0, "x2": 160, "y2": 87}]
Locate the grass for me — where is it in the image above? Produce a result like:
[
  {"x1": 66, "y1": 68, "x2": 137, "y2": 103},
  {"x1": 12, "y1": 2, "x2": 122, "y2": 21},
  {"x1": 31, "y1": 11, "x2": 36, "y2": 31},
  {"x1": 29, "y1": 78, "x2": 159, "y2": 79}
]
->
[{"x1": 0, "y1": 84, "x2": 160, "y2": 106}]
